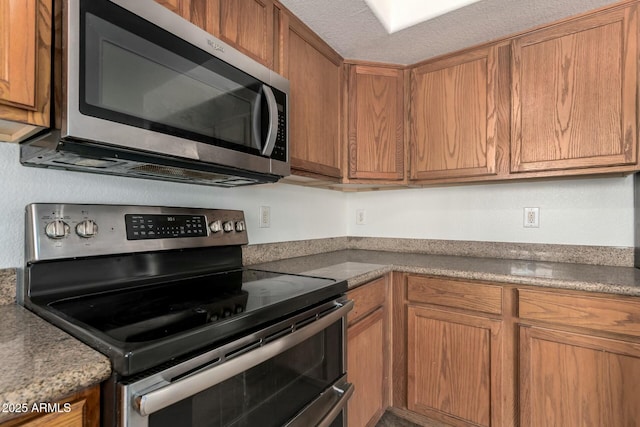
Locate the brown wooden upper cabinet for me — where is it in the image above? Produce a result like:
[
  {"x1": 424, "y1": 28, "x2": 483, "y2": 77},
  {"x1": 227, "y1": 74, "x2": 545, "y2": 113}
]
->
[
  {"x1": 511, "y1": 4, "x2": 638, "y2": 174},
  {"x1": 153, "y1": 0, "x2": 189, "y2": 18},
  {"x1": 279, "y1": 10, "x2": 343, "y2": 179},
  {"x1": 409, "y1": 46, "x2": 502, "y2": 181},
  {"x1": 346, "y1": 64, "x2": 404, "y2": 181},
  {"x1": 212, "y1": 0, "x2": 275, "y2": 69},
  {"x1": 0, "y1": 0, "x2": 52, "y2": 142},
  {"x1": 154, "y1": 0, "x2": 274, "y2": 68}
]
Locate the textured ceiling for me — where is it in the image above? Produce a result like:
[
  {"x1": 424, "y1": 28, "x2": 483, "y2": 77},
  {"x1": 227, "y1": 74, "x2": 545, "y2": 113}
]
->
[{"x1": 279, "y1": 0, "x2": 621, "y2": 65}]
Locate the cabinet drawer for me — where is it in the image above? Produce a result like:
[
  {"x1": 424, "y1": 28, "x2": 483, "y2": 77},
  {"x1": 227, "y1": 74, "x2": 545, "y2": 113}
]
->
[
  {"x1": 518, "y1": 289, "x2": 640, "y2": 337},
  {"x1": 407, "y1": 276, "x2": 503, "y2": 315},
  {"x1": 347, "y1": 277, "x2": 386, "y2": 324}
]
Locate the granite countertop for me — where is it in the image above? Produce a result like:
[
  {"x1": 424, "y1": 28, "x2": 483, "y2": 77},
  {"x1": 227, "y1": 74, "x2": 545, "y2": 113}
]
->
[
  {"x1": 0, "y1": 304, "x2": 111, "y2": 423},
  {"x1": 251, "y1": 249, "x2": 640, "y2": 296},
  {"x1": 2, "y1": 246, "x2": 639, "y2": 422}
]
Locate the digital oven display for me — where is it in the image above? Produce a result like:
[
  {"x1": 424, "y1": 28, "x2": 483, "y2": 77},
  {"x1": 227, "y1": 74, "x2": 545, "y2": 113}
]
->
[{"x1": 125, "y1": 214, "x2": 208, "y2": 240}]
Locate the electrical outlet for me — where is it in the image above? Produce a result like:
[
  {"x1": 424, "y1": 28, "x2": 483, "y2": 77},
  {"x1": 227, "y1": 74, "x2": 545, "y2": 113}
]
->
[
  {"x1": 523, "y1": 207, "x2": 539, "y2": 228},
  {"x1": 356, "y1": 209, "x2": 366, "y2": 225},
  {"x1": 259, "y1": 206, "x2": 271, "y2": 228}
]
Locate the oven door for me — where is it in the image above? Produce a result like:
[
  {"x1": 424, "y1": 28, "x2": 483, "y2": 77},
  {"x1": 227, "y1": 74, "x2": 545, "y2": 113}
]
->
[
  {"x1": 65, "y1": 0, "x2": 288, "y2": 173},
  {"x1": 119, "y1": 299, "x2": 353, "y2": 427}
]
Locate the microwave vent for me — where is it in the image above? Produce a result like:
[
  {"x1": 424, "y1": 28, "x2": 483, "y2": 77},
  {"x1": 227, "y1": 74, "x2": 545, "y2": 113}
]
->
[
  {"x1": 130, "y1": 164, "x2": 258, "y2": 186},
  {"x1": 132, "y1": 164, "x2": 225, "y2": 180}
]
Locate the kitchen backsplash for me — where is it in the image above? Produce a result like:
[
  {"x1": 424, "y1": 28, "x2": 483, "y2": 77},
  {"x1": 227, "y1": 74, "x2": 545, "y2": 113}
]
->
[
  {"x1": 3, "y1": 239, "x2": 633, "y2": 304},
  {"x1": 243, "y1": 237, "x2": 633, "y2": 267},
  {"x1": 0, "y1": 269, "x2": 16, "y2": 305}
]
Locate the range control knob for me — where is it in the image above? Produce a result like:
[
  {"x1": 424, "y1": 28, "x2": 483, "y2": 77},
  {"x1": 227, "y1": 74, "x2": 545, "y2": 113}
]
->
[
  {"x1": 235, "y1": 221, "x2": 246, "y2": 232},
  {"x1": 223, "y1": 221, "x2": 234, "y2": 233},
  {"x1": 76, "y1": 220, "x2": 98, "y2": 238},
  {"x1": 209, "y1": 220, "x2": 222, "y2": 233},
  {"x1": 45, "y1": 220, "x2": 70, "y2": 239}
]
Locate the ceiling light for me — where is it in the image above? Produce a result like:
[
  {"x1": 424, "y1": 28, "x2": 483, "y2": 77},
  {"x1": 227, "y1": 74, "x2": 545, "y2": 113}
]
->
[{"x1": 364, "y1": 0, "x2": 484, "y2": 34}]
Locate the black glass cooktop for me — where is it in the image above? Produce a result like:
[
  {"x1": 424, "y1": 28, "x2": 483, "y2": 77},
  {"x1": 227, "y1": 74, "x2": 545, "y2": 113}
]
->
[
  {"x1": 31, "y1": 268, "x2": 346, "y2": 376},
  {"x1": 49, "y1": 269, "x2": 338, "y2": 343}
]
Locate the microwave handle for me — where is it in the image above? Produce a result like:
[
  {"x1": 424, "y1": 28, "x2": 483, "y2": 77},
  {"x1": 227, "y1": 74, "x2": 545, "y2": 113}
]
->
[{"x1": 261, "y1": 85, "x2": 279, "y2": 157}]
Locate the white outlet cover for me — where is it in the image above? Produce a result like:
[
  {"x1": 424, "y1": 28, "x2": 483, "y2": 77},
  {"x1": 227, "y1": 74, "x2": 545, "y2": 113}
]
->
[
  {"x1": 523, "y1": 207, "x2": 540, "y2": 228},
  {"x1": 259, "y1": 206, "x2": 271, "y2": 228}
]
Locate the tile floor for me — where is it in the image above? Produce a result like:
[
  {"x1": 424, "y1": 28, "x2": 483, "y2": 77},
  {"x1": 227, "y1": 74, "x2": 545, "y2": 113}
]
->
[{"x1": 374, "y1": 411, "x2": 421, "y2": 427}]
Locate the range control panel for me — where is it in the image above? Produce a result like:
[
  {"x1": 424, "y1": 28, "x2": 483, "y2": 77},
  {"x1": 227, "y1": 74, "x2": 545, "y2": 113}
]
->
[
  {"x1": 125, "y1": 214, "x2": 208, "y2": 240},
  {"x1": 26, "y1": 204, "x2": 248, "y2": 263}
]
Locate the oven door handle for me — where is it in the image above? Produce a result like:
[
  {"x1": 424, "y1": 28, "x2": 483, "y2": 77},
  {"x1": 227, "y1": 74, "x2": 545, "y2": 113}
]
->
[
  {"x1": 285, "y1": 374, "x2": 354, "y2": 427},
  {"x1": 134, "y1": 299, "x2": 354, "y2": 417}
]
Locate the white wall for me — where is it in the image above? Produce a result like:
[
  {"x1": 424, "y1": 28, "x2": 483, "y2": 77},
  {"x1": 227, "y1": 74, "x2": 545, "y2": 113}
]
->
[
  {"x1": 0, "y1": 143, "x2": 347, "y2": 268},
  {"x1": 1, "y1": 142, "x2": 635, "y2": 268},
  {"x1": 347, "y1": 175, "x2": 634, "y2": 247}
]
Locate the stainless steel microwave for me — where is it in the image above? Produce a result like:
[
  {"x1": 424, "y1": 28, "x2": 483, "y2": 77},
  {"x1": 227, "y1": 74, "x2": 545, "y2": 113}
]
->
[{"x1": 21, "y1": 0, "x2": 290, "y2": 187}]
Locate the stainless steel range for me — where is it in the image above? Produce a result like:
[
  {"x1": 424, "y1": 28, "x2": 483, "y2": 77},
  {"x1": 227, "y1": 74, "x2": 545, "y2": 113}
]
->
[{"x1": 20, "y1": 203, "x2": 353, "y2": 427}]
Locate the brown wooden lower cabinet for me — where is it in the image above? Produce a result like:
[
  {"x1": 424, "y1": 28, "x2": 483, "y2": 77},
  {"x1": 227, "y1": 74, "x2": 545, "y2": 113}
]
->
[
  {"x1": 520, "y1": 325, "x2": 640, "y2": 427},
  {"x1": 407, "y1": 305, "x2": 503, "y2": 427},
  {"x1": 390, "y1": 274, "x2": 640, "y2": 427},
  {"x1": 0, "y1": 385, "x2": 99, "y2": 427},
  {"x1": 347, "y1": 276, "x2": 390, "y2": 427}
]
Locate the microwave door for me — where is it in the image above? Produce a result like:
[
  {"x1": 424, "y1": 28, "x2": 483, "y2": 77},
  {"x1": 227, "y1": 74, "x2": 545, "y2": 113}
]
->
[{"x1": 80, "y1": 7, "x2": 270, "y2": 159}]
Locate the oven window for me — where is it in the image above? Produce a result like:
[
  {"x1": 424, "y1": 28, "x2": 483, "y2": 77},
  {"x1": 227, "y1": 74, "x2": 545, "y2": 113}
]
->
[{"x1": 148, "y1": 321, "x2": 343, "y2": 427}]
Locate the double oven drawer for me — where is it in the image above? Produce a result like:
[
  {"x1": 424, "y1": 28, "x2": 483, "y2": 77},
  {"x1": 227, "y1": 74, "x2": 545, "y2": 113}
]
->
[{"x1": 118, "y1": 298, "x2": 354, "y2": 427}]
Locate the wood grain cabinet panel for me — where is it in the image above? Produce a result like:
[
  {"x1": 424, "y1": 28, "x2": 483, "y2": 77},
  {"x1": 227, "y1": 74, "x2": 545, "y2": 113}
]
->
[
  {"x1": 0, "y1": 385, "x2": 100, "y2": 427},
  {"x1": 213, "y1": 0, "x2": 274, "y2": 68},
  {"x1": 347, "y1": 64, "x2": 404, "y2": 181},
  {"x1": 348, "y1": 276, "x2": 386, "y2": 324},
  {"x1": 407, "y1": 275, "x2": 503, "y2": 315},
  {"x1": 347, "y1": 277, "x2": 389, "y2": 427},
  {"x1": 0, "y1": 0, "x2": 51, "y2": 141},
  {"x1": 520, "y1": 326, "x2": 640, "y2": 427},
  {"x1": 154, "y1": 1, "x2": 273, "y2": 67},
  {"x1": 518, "y1": 288, "x2": 640, "y2": 337},
  {"x1": 153, "y1": 0, "x2": 191, "y2": 20},
  {"x1": 280, "y1": 12, "x2": 343, "y2": 178},
  {"x1": 407, "y1": 305, "x2": 503, "y2": 427},
  {"x1": 153, "y1": 0, "x2": 182, "y2": 14},
  {"x1": 511, "y1": 4, "x2": 638, "y2": 173},
  {"x1": 153, "y1": 0, "x2": 219, "y2": 46},
  {"x1": 409, "y1": 46, "x2": 500, "y2": 181},
  {"x1": 348, "y1": 308, "x2": 385, "y2": 427}
]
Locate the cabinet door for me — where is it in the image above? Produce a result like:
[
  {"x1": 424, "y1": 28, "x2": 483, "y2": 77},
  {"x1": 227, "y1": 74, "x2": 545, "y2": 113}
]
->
[
  {"x1": 281, "y1": 12, "x2": 343, "y2": 179},
  {"x1": 154, "y1": 1, "x2": 218, "y2": 42},
  {"x1": 347, "y1": 277, "x2": 388, "y2": 427},
  {"x1": 0, "y1": 0, "x2": 51, "y2": 139},
  {"x1": 407, "y1": 305, "x2": 502, "y2": 427},
  {"x1": 511, "y1": 5, "x2": 638, "y2": 173},
  {"x1": 153, "y1": 0, "x2": 191, "y2": 20},
  {"x1": 520, "y1": 326, "x2": 640, "y2": 427},
  {"x1": 409, "y1": 46, "x2": 500, "y2": 181},
  {"x1": 347, "y1": 65, "x2": 404, "y2": 181},
  {"x1": 212, "y1": 0, "x2": 274, "y2": 68},
  {"x1": 348, "y1": 308, "x2": 385, "y2": 427}
]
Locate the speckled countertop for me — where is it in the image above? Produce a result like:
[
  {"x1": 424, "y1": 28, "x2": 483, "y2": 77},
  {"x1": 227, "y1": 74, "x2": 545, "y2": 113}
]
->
[
  {"x1": 251, "y1": 249, "x2": 640, "y2": 296},
  {"x1": 0, "y1": 304, "x2": 111, "y2": 422}
]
